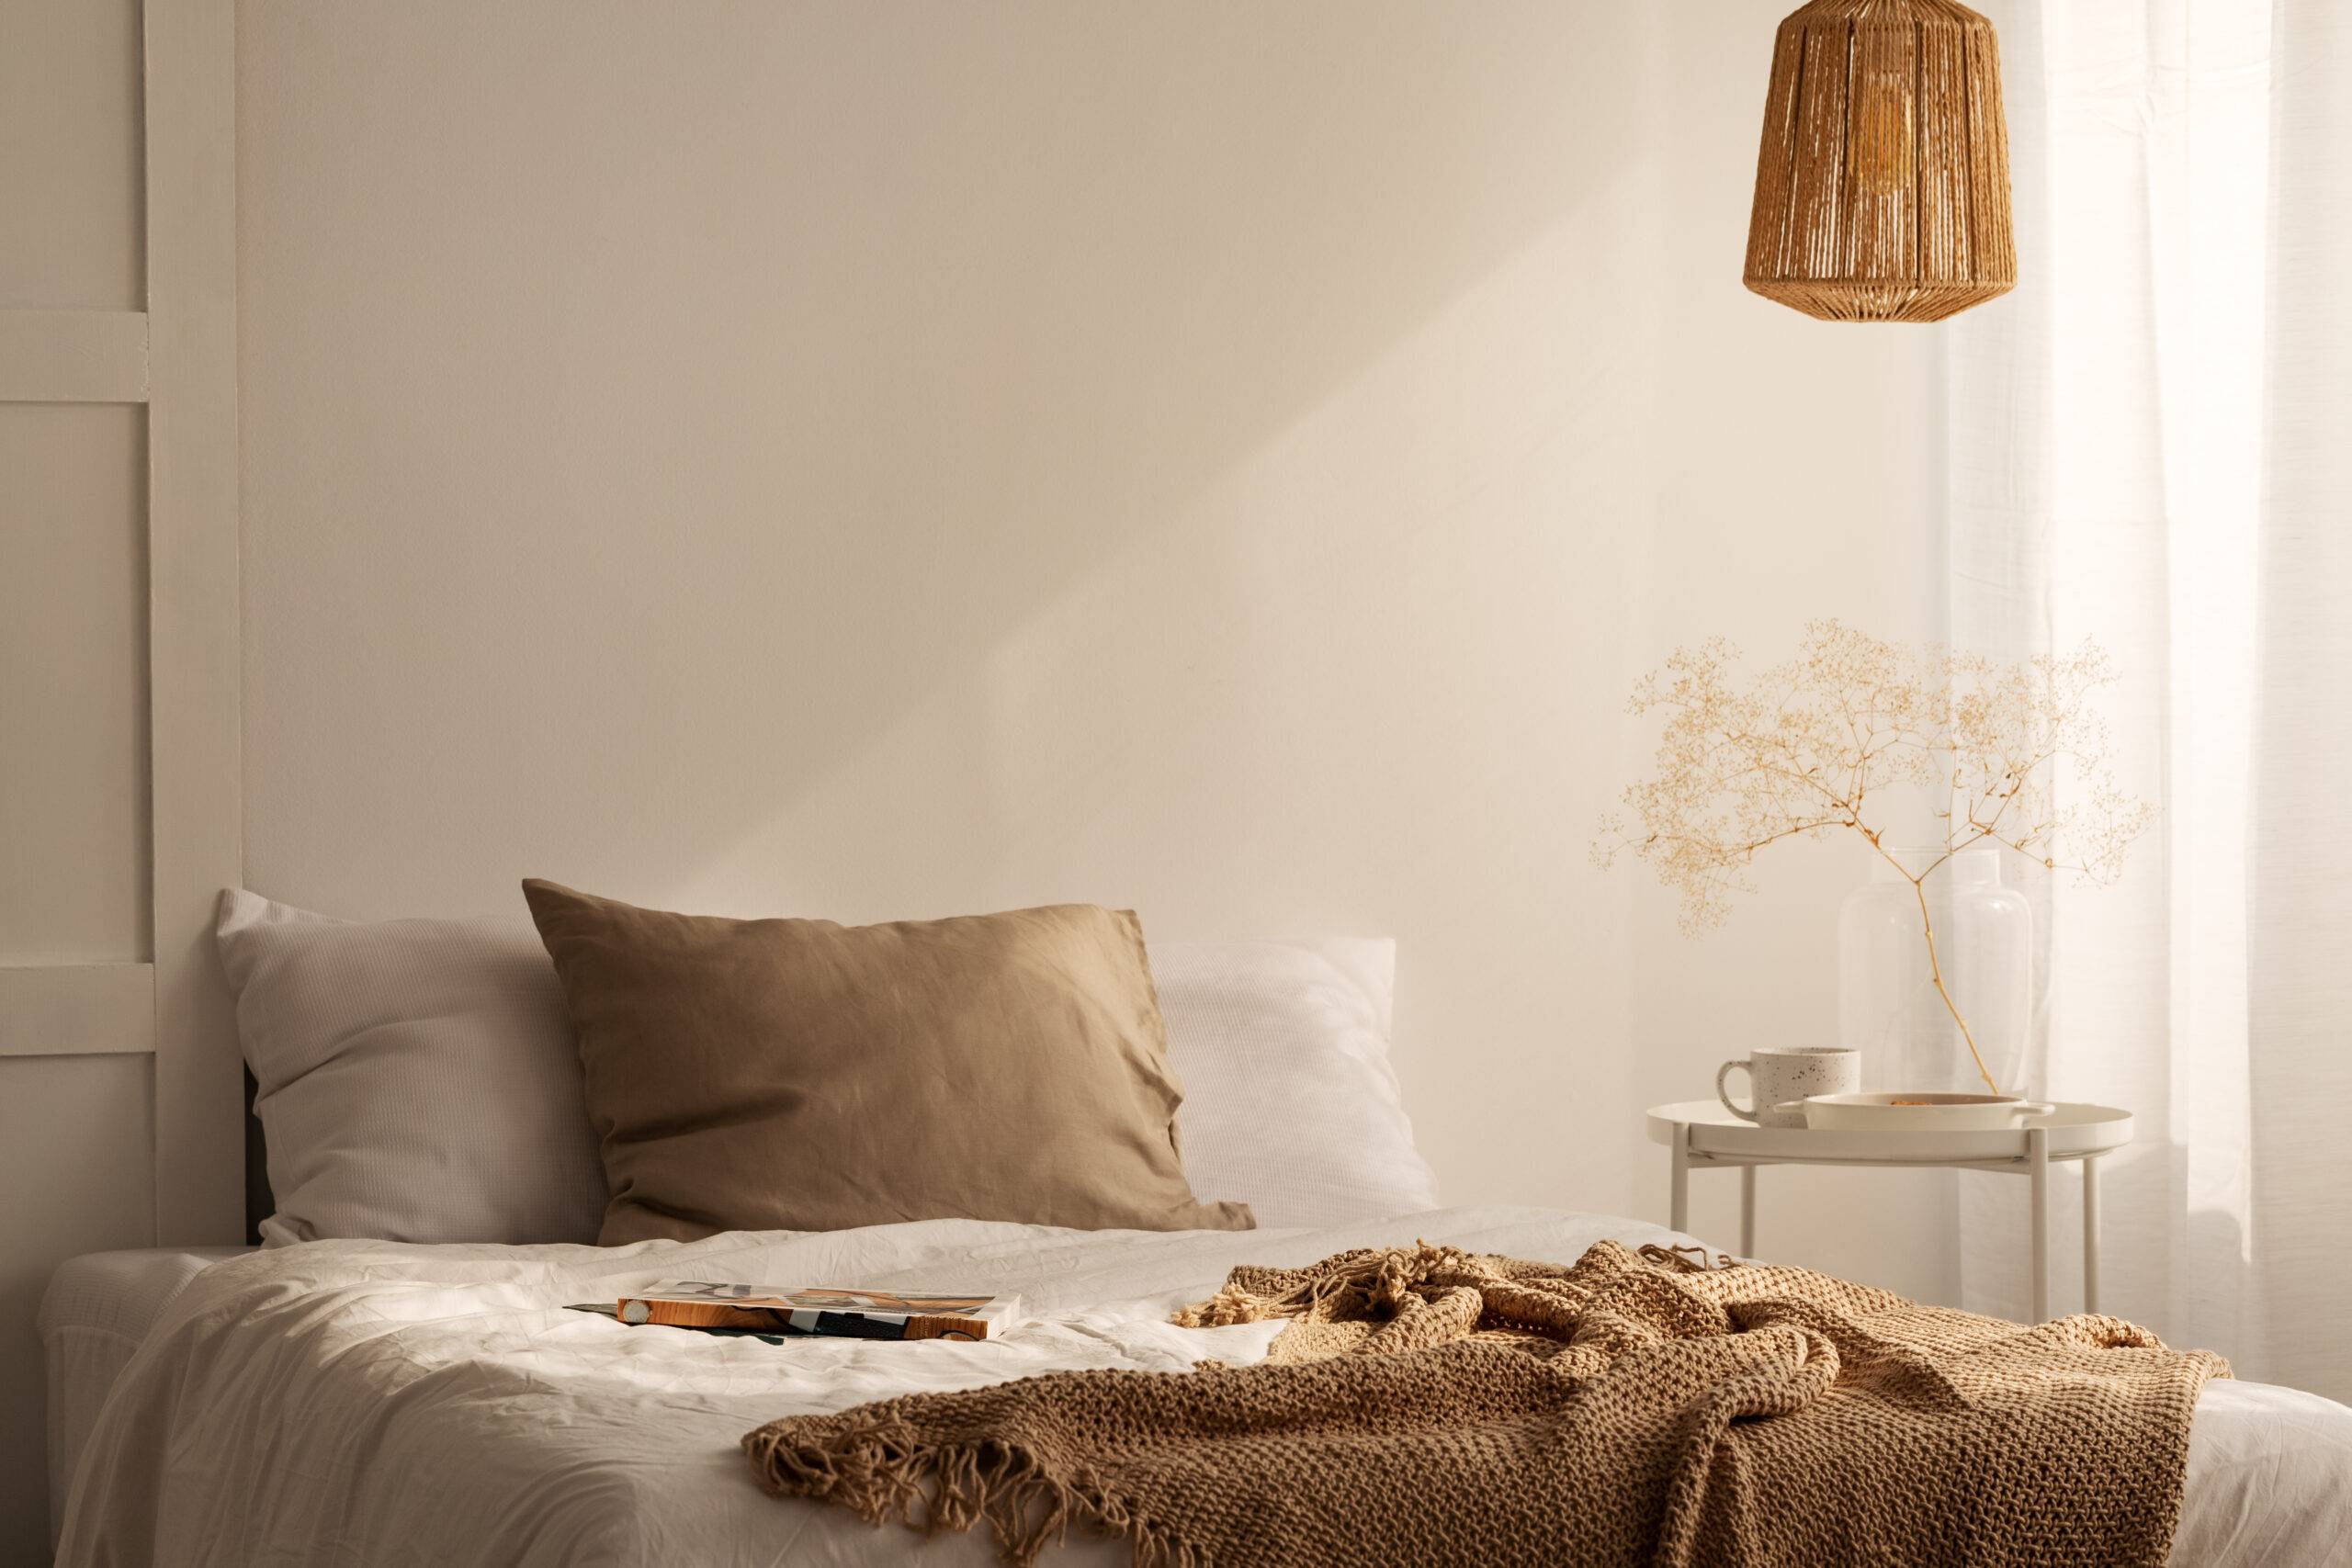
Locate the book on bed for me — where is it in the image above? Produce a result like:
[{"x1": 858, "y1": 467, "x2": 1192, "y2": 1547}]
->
[{"x1": 569, "y1": 1281, "x2": 1023, "y2": 1342}]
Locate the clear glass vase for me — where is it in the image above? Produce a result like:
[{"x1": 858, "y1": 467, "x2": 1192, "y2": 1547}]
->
[{"x1": 1838, "y1": 846, "x2": 2033, "y2": 1094}]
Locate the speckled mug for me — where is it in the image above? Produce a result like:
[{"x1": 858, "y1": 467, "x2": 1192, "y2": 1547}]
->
[{"x1": 1716, "y1": 1047, "x2": 1860, "y2": 1128}]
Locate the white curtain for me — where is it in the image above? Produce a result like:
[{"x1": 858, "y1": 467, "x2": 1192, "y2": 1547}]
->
[{"x1": 1948, "y1": 0, "x2": 2352, "y2": 1399}]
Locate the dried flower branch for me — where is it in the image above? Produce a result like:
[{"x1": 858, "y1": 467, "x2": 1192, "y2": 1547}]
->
[{"x1": 1594, "y1": 620, "x2": 2153, "y2": 1092}]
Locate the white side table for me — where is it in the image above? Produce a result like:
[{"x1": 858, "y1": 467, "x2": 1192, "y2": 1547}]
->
[{"x1": 1644, "y1": 1100, "x2": 2133, "y2": 1323}]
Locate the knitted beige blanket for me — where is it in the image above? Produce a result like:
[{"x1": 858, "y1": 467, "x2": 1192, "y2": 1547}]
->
[{"x1": 742, "y1": 1239, "x2": 2225, "y2": 1568}]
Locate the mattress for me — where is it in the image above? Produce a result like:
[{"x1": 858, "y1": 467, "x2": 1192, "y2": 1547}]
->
[
  {"x1": 51, "y1": 1207, "x2": 2352, "y2": 1567},
  {"x1": 37, "y1": 1245, "x2": 254, "y2": 1550}
]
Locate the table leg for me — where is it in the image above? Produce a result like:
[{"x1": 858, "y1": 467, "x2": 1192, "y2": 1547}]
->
[
  {"x1": 2028, "y1": 1127, "x2": 2050, "y2": 1323},
  {"x1": 1669, "y1": 1123, "x2": 1690, "y2": 1235},
  {"x1": 1739, "y1": 1165, "x2": 1757, "y2": 1258},
  {"x1": 2082, "y1": 1154, "x2": 2102, "y2": 1315}
]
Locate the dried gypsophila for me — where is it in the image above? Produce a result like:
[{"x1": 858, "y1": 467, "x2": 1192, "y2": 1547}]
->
[{"x1": 1592, "y1": 620, "x2": 2154, "y2": 1091}]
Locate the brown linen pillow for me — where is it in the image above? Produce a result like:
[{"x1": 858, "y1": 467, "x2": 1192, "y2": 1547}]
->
[{"x1": 521, "y1": 880, "x2": 1254, "y2": 1245}]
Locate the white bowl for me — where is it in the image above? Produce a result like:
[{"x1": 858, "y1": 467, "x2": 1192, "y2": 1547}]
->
[{"x1": 1777, "y1": 1091, "x2": 2056, "y2": 1132}]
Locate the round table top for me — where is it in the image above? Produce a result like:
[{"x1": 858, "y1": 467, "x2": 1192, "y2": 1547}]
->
[{"x1": 1645, "y1": 1100, "x2": 2132, "y2": 1164}]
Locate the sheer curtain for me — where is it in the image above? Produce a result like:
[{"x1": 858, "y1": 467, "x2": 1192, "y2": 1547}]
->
[{"x1": 1947, "y1": 0, "x2": 2352, "y2": 1398}]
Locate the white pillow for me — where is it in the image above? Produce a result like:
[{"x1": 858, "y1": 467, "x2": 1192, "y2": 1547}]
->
[
  {"x1": 216, "y1": 890, "x2": 608, "y2": 1246},
  {"x1": 218, "y1": 891, "x2": 1436, "y2": 1242},
  {"x1": 1155, "y1": 938, "x2": 1441, "y2": 1227}
]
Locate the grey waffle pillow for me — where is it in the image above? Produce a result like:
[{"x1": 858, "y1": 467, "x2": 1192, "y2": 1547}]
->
[{"x1": 216, "y1": 889, "x2": 608, "y2": 1246}]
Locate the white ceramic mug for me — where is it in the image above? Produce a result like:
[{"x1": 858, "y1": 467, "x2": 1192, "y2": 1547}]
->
[{"x1": 1716, "y1": 1047, "x2": 1860, "y2": 1128}]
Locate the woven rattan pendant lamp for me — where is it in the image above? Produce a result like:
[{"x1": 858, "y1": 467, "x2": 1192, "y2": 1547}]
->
[{"x1": 1745, "y1": 0, "x2": 2016, "y2": 322}]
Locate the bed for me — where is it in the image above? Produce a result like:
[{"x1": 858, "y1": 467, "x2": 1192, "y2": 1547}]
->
[
  {"x1": 47, "y1": 1205, "x2": 2352, "y2": 1566},
  {"x1": 46, "y1": 890, "x2": 2352, "y2": 1563}
]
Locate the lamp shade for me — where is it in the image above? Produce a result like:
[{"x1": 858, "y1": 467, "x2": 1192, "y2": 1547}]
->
[{"x1": 1744, "y1": 0, "x2": 2016, "y2": 323}]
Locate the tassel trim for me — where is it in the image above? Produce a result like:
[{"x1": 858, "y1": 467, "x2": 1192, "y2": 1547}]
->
[{"x1": 743, "y1": 1416, "x2": 1205, "y2": 1568}]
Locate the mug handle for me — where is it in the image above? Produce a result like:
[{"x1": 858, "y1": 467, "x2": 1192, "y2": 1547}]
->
[{"x1": 1715, "y1": 1060, "x2": 1758, "y2": 1122}]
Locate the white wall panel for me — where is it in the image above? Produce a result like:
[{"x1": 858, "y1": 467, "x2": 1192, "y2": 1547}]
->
[
  {"x1": 0, "y1": 1055, "x2": 155, "y2": 1564},
  {"x1": 0, "y1": 404, "x2": 151, "y2": 965},
  {"x1": 0, "y1": 964, "x2": 154, "y2": 1058},
  {"x1": 0, "y1": 310, "x2": 149, "y2": 404},
  {"x1": 0, "y1": 0, "x2": 145, "y2": 310}
]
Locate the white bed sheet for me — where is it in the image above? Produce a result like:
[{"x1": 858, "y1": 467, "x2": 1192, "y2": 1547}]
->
[
  {"x1": 55, "y1": 1205, "x2": 2352, "y2": 1567},
  {"x1": 37, "y1": 1245, "x2": 254, "y2": 1549}
]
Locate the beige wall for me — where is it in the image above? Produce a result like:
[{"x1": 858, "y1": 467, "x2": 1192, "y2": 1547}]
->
[
  {"x1": 1631, "y1": 7, "x2": 1952, "y2": 1301},
  {"x1": 239, "y1": 0, "x2": 1668, "y2": 1217},
  {"x1": 236, "y1": 0, "x2": 1949, "y2": 1280}
]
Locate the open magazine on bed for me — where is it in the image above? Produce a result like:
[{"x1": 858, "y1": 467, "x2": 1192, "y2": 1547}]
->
[{"x1": 568, "y1": 1281, "x2": 1024, "y2": 1342}]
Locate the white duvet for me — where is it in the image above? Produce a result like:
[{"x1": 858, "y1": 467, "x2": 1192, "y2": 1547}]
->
[{"x1": 57, "y1": 1205, "x2": 2352, "y2": 1567}]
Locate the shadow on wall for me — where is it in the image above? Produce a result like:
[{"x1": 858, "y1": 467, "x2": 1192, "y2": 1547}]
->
[{"x1": 240, "y1": 0, "x2": 1669, "y2": 1206}]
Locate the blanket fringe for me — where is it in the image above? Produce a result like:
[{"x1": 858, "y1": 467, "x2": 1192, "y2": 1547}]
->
[
  {"x1": 1639, "y1": 1242, "x2": 1738, "y2": 1272},
  {"x1": 742, "y1": 1417, "x2": 1204, "y2": 1568}
]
